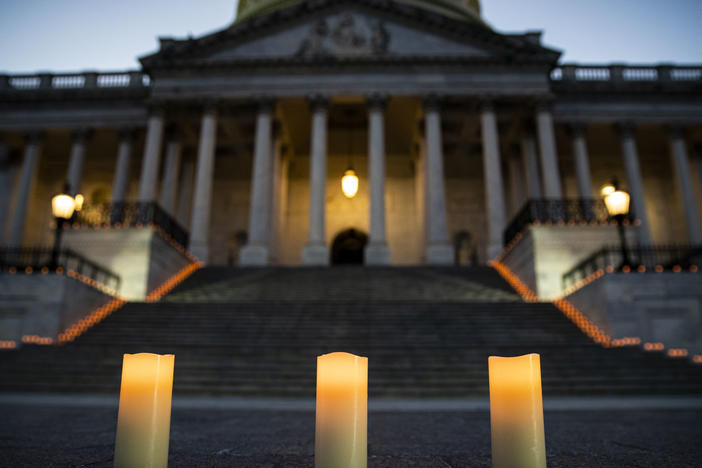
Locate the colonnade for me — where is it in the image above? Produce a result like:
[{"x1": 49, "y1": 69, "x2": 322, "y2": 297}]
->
[{"x1": 3, "y1": 96, "x2": 702, "y2": 264}]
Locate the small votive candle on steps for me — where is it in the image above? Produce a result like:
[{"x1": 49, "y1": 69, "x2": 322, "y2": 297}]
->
[
  {"x1": 488, "y1": 353, "x2": 546, "y2": 468},
  {"x1": 315, "y1": 352, "x2": 368, "y2": 468},
  {"x1": 114, "y1": 353, "x2": 175, "y2": 468}
]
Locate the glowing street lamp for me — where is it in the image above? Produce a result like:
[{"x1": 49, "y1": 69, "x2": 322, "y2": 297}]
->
[
  {"x1": 602, "y1": 178, "x2": 631, "y2": 269},
  {"x1": 341, "y1": 169, "x2": 359, "y2": 199},
  {"x1": 50, "y1": 183, "x2": 76, "y2": 270}
]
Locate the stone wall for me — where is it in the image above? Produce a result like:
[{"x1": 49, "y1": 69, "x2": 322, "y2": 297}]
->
[
  {"x1": 567, "y1": 273, "x2": 702, "y2": 354},
  {"x1": 0, "y1": 274, "x2": 112, "y2": 344}
]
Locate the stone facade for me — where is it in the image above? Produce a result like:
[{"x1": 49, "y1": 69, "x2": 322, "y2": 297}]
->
[{"x1": 0, "y1": 0, "x2": 701, "y2": 267}]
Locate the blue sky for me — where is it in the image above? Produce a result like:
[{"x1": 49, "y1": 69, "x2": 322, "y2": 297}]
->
[{"x1": 1, "y1": 0, "x2": 700, "y2": 73}]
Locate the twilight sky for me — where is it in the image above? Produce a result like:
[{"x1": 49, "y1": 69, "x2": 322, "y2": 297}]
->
[{"x1": 0, "y1": 0, "x2": 700, "y2": 73}]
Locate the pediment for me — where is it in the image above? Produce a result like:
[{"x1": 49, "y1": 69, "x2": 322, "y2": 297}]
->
[{"x1": 141, "y1": 0, "x2": 559, "y2": 68}]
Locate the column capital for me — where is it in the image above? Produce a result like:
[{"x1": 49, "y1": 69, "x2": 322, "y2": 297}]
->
[
  {"x1": 533, "y1": 95, "x2": 556, "y2": 113},
  {"x1": 255, "y1": 96, "x2": 276, "y2": 113},
  {"x1": 147, "y1": 102, "x2": 167, "y2": 117},
  {"x1": 479, "y1": 98, "x2": 496, "y2": 113},
  {"x1": 665, "y1": 124, "x2": 686, "y2": 140},
  {"x1": 567, "y1": 123, "x2": 587, "y2": 138},
  {"x1": 422, "y1": 94, "x2": 443, "y2": 112},
  {"x1": 365, "y1": 93, "x2": 388, "y2": 111},
  {"x1": 118, "y1": 127, "x2": 137, "y2": 141},
  {"x1": 165, "y1": 124, "x2": 181, "y2": 144},
  {"x1": 615, "y1": 122, "x2": 636, "y2": 138},
  {"x1": 70, "y1": 128, "x2": 93, "y2": 142},
  {"x1": 23, "y1": 131, "x2": 44, "y2": 145},
  {"x1": 201, "y1": 99, "x2": 219, "y2": 115},
  {"x1": 307, "y1": 94, "x2": 329, "y2": 112}
]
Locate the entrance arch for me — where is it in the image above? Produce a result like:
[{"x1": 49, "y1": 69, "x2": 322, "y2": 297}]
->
[{"x1": 331, "y1": 228, "x2": 368, "y2": 265}]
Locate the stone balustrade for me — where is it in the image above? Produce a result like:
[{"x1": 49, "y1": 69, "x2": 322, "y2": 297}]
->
[
  {"x1": 551, "y1": 64, "x2": 702, "y2": 84},
  {"x1": 0, "y1": 71, "x2": 149, "y2": 91}
]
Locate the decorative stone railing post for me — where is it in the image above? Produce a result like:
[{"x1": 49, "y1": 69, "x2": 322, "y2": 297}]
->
[
  {"x1": 129, "y1": 71, "x2": 143, "y2": 87},
  {"x1": 83, "y1": 72, "x2": 98, "y2": 88},
  {"x1": 657, "y1": 65, "x2": 673, "y2": 83},
  {"x1": 609, "y1": 64, "x2": 625, "y2": 82},
  {"x1": 39, "y1": 73, "x2": 53, "y2": 89},
  {"x1": 561, "y1": 65, "x2": 577, "y2": 81}
]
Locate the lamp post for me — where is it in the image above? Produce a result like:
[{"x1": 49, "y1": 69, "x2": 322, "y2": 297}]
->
[
  {"x1": 50, "y1": 184, "x2": 76, "y2": 270},
  {"x1": 602, "y1": 178, "x2": 631, "y2": 269}
]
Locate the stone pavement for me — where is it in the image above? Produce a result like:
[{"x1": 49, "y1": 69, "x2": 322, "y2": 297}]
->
[{"x1": 1, "y1": 398, "x2": 701, "y2": 467}]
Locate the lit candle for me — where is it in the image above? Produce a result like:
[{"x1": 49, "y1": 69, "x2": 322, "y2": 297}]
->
[
  {"x1": 315, "y1": 352, "x2": 368, "y2": 468},
  {"x1": 488, "y1": 353, "x2": 546, "y2": 468},
  {"x1": 114, "y1": 353, "x2": 175, "y2": 468}
]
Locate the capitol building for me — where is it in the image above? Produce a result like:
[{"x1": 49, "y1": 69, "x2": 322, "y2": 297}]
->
[{"x1": 0, "y1": 0, "x2": 701, "y2": 398}]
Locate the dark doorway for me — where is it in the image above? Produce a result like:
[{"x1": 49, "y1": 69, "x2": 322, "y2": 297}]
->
[{"x1": 331, "y1": 229, "x2": 368, "y2": 265}]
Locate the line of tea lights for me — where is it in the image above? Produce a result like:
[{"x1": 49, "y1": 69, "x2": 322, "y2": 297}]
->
[{"x1": 113, "y1": 351, "x2": 547, "y2": 468}]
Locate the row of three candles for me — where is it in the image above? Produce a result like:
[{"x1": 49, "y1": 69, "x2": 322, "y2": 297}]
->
[{"x1": 114, "y1": 352, "x2": 546, "y2": 468}]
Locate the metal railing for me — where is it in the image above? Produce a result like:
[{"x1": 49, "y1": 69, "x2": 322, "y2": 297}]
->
[
  {"x1": 0, "y1": 71, "x2": 150, "y2": 91},
  {"x1": 551, "y1": 64, "x2": 702, "y2": 85},
  {"x1": 562, "y1": 245, "x2": 702, "y2": 290},
  {"x1": 75, "y1": 202, "x2": 189, "y2": 248},
  {"x1": 0, "y1": 247, "x2": 121, "y2": 292},
  {"x1": 503, "y1": 199, "x2": 624, "y2": 246}
]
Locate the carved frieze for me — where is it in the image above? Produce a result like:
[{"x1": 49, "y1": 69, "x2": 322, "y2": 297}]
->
[{"x1": 297, "y1": 12, "x2": 389, "y2": 58}]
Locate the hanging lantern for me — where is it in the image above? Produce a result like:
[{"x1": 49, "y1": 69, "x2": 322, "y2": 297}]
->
[{"x1": 341, "y1": 169, "x2": 359, "y2": 199}]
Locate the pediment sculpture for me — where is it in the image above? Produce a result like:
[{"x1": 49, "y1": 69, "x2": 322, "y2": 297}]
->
[{"x1": 297, "y1": 12, "x2": 390, "y2": 58}]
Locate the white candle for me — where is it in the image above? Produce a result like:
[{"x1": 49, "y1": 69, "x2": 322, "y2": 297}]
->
[
  {"x1": 114, "y1": 353, "x2": 175, "y2": 468},
  {"x1": 315, "y1": 352, "x2": 368, "y2": 468},
  {"x1": 488, "y1": 353, "x2": 546, "y2": 468}
]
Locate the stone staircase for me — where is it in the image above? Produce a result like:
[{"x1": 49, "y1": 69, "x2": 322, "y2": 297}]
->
[{"x1": 1, "y1": 267, "x2": 701, "y2": 397}]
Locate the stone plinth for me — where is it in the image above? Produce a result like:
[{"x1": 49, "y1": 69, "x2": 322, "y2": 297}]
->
[
  {"x1": 63, "y1": 227, "x2": 193, "y2": 300},
  {"x1": 500, "y1": 224, "x2": 639, "y2": 299},
  {"x1": 0, "y1": 274, "x2": 112, "y2": 345}
]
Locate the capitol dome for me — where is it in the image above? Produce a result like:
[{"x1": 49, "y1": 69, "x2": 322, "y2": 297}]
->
[{"x1": 236, "y1": 0, "x2": 482, "y2": 23}]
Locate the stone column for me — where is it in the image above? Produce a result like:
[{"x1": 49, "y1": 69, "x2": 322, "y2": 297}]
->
[
  {"x1": 159, "y1": 132, "x2": 182, "y2": 216},
  {"x1": 669, "y1": 128, "x2": 702, "y2": 244},
  {"x1": 536, "y1": 104, "x2": 563, "y2": 198},
  {"x1": 423, "y1": 96, "x2": 454, "y2": 265},
  {"x1": 570, "y1": 124, "x2": 594, "y2": 199},
  {"x1": 111, "y1": 129, "x2": 134, "y2": 203},
  {"x1": 8, "y1": 133, "x2": 42, "y2": 247},
  {"x1": 0, "y1": 143, "x2": 14, "y2": 243},
  {"x1": 364, "y1": 95, "x2": 391, "y2": 265},
  {"x1": 508, "y1": 150, "x2": 526, "y2": 215},
  {"x1": 66, "y1": 129, "x2": 91, "y2": 195},
  {"x1": 618, "y1": 123, "x2": 652, "y2": 244},
  {"x1": 695, "y1": 144, "x2": 702, "y2": 205},
  {"x1": 137, "y1": 109, "x2": 165, "y2": 202},
  {"x1": 241, "y1": 99, "x2": 275, "y2": 266},
  {"x1": 302, "y1": 96, "x2": 330, "y2": 266},
  {"x1": 189, "y1": 104, "x2": 218, "y2": 262},
  {"x1": 176, "y1": 160, "x2": 195, "y2": 228},
  {"x1": 521, "y1": 133, "x2": 542, "y2": 199},
  {"x1": 481, "y1": 102, "x2": 508, "y2": 259}
]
